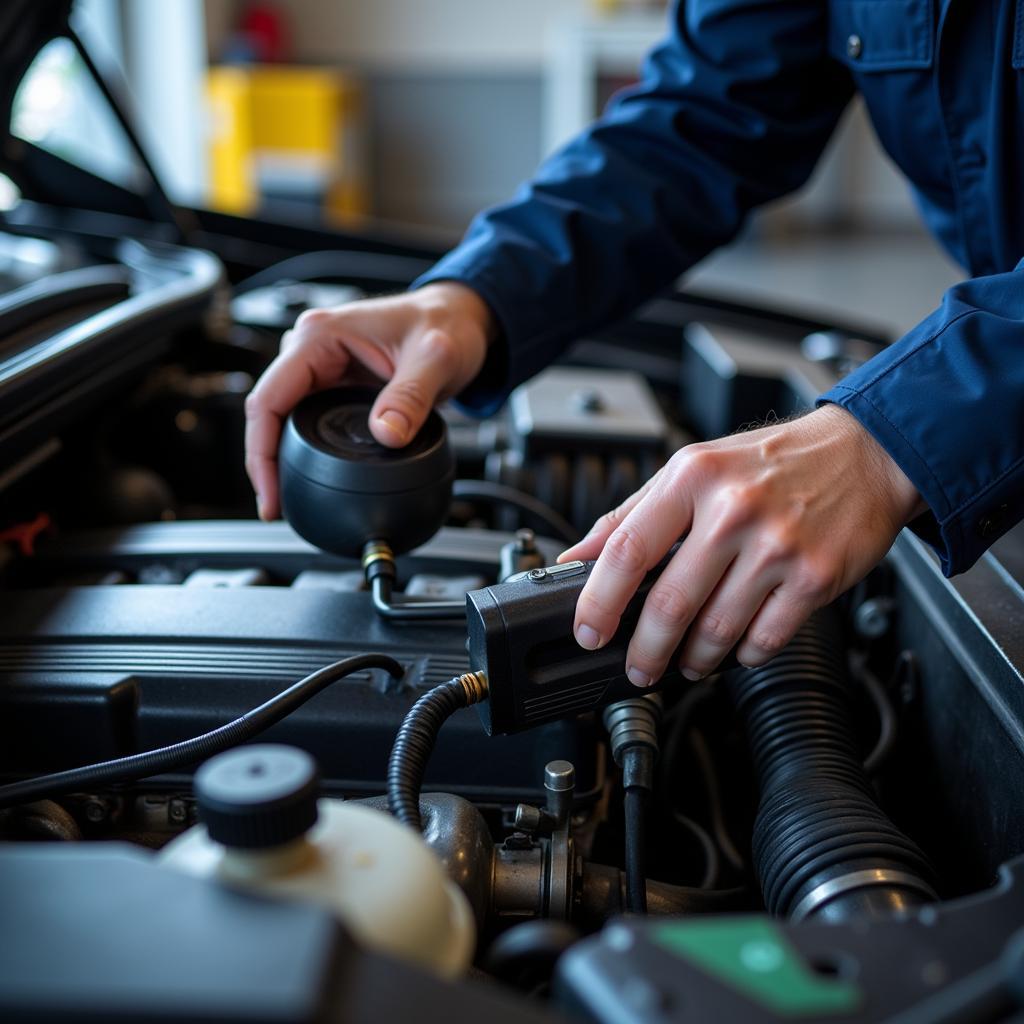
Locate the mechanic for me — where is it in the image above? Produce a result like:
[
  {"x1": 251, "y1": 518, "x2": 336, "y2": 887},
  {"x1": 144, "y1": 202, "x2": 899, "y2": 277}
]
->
[{"x1": 245, "y1": 0, "x2": 1022, "y2": 689}]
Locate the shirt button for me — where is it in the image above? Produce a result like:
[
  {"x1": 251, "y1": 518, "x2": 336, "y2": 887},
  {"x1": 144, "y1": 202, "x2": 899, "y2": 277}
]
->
[
  {"x1": 847, "y1": 34, "x2": 863, "y2": 59},
  {"x1": 978, "y1": 504, "x2": 1009, "y2": 539}
]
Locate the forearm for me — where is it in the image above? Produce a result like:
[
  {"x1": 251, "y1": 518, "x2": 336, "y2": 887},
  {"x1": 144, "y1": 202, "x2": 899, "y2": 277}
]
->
[
  {"x1": 819, "y1": 264, "x2": 1024, "y2": 575},
  {"x1": 417, "y1": 0, "x2": 853, "y2": 407}
]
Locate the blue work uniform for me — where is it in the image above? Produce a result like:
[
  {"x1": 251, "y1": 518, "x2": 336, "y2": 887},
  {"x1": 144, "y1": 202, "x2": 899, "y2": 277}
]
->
[{"x1": 414, "y1": 0, "x2": 1024, "y2": 578}]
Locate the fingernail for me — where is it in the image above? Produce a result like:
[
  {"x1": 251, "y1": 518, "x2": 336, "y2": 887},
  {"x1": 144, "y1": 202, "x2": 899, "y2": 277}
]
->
[
  {"x1": 681, "y1": 668, "x2": 702, "y2": 682},
  {"x1": 627, "y1": 666, "x2": 651, "y2": 688},
  {"x1": 255, "y1": 496, "x2": 266, "y2": 521},
  {"x1": 576, "y1": 624, "x2": 602, "y2": 650},
  {"x1": 377, "y1": 409, "x2": 409, "y2": 442}
]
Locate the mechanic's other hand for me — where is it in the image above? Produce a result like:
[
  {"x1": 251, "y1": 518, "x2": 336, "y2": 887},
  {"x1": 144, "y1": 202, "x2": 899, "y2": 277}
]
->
[
  {"x1": 244, "y1": 282, "x2": 494, "y2": 520},
  {"x1": 558, "y1": 405, "x2": 925, "y2": 684}
]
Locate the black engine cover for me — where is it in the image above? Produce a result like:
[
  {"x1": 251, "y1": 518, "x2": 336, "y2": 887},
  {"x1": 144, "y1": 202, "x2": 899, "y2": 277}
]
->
[{"x1": 0, "y1": 524, "x2": 601, "y2": 806}]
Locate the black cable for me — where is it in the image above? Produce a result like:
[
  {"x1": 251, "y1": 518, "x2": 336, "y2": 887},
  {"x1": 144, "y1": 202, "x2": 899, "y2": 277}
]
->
[
  {"x1": 387, "y1": 673, "x2": 488, "y2": 832},
  {"x1": 853, "y1": 653, "x2": 900, "y2": 775},
  {"x1": 452, "y1": 480, "x2": 578, "y2": 546},
  {"x1": 660, "y1": 679, "x2": 716, "y2": 790},
  {"x1": 671, "y1": 810, "x2": 720, "y2": 890},
  {"x1": 0, "y1": 654, "x2": 403, "y2": 810},
  {"x1": 233, "y1": 250, "x2": 434, "y2": 294},
  {"x1": 658, "y1": 680, "x2": 738, "y2": 884},
  {"x1": 624, "y1": 787, "x2": 648, "y2": 913},
  {"x1": 689, "y1": 730, "x2": 746, "y2": 874}
]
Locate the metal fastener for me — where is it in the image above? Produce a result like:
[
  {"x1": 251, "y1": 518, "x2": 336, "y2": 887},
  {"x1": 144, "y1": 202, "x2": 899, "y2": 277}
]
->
[
  {"x1": 847, "y1": 34, "x2": 863, "y2": 59},
  {"x1": 544, "y1": 761, "x2": 576, "y2": 792}
]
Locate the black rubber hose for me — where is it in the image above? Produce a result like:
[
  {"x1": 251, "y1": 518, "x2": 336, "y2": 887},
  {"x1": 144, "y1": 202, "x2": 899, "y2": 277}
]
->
[
  {"x1": 727, "y1": 609, "x2": 935, "y2": 921},
  {"x1": 0, "y1": 654, "x2": 403, "y2": 810},
  {"x1": 670, "y1": 810, "x2": 720, "y2": 889},
  {"x1": 576, "y1": 862, "x2": 748, "y2": 927},
  {"x1": 452, "y1": 479, "x2": 578, "y2": 545},
  {"x1": 624, "y1": 788, "x2": 648, "y2": 913},
  {"x1": 854, "y1": 653, "x2": 900, "y2": 775},
  {"x1": 388, "y1": 674, "x2": 487, "y2": 832}
]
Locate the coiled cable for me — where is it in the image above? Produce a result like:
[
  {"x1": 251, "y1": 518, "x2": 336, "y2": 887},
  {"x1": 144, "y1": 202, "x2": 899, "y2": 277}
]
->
[{"x1": 387, "y1": 671, "x2": 489, "y2": 832}]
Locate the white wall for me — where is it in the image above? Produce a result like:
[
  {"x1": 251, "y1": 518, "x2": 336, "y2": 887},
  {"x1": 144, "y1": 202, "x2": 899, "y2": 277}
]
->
[{"x1": 198, "y1": 0, "x2": 921, "y2": 233}]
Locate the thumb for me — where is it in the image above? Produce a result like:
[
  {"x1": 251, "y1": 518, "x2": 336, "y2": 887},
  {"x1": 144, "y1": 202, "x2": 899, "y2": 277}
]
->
[{"x1": 369, "y1": 328, "x2": 460, "y2": 447}]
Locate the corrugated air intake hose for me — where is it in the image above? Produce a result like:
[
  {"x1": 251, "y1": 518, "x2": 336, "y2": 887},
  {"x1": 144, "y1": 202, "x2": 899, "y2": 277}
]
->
[{"x1": 726, "y1": 608, "x2": 936, "y2": 922}]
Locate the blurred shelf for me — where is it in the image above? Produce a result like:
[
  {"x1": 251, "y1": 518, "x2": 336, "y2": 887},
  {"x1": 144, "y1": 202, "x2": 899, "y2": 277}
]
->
[{"x1": 543, "y1": 10, "x2": 667, "y2": 154}]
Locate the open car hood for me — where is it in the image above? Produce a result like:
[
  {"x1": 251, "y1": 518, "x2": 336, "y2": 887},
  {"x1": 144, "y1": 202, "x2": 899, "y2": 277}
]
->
[{"x1": 0, "y1": 0, "x2": 74, "y2": 185}]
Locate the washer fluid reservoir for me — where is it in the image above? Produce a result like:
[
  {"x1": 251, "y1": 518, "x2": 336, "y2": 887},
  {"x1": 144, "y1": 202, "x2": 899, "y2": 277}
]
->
[{"x1": 158, "y1": 744, "x2": 474, "y2": 977}]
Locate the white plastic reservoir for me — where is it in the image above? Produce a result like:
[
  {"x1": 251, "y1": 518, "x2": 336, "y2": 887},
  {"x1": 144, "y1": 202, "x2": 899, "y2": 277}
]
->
[{"x1": 158, "y1": 745, "x2": 474, "y2": 977}]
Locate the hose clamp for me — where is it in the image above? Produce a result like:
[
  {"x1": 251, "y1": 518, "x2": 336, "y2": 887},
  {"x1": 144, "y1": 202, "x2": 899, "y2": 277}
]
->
[
  {"x1": 789, "y1": 869, "x2": 937, "y2": 922},
  {"x1": 457, "y1": 671, "x2": 489, "y2": 705},
  {"x1": 361, "y1": 539, "x2": 394, "y2": 571}
]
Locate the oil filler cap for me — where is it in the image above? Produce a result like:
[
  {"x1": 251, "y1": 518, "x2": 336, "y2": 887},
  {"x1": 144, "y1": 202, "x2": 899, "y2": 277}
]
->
[
  {"x1": 279, "y1": 387, "x2": 455, "y2": 556},
  {"x1": 195, "y1": 744, "x2": 320, "y2": 850}
]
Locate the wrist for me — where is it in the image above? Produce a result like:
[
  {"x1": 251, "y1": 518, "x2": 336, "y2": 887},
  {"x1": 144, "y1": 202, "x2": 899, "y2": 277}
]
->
[
  {"x1": 815, "y1": 403, "x2": 927, "y2": 525},
  {"x1": 414, "y1": 281, "x2": 498, "y2": 349}
]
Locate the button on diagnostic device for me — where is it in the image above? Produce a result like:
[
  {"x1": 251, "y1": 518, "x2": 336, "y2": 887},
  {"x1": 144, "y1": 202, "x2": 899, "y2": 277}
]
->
[{"x1": 526, "y1": 561, "x2": 587, "y2": 583}]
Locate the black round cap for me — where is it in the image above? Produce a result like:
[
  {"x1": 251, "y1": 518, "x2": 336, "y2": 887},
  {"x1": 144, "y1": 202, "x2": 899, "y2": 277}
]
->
[
  {"x1": 278, "y1": 387, "x2": 455, "y2": 557},
  {"x1": 195, "y1": 745, "x2": 319, "y2": 850},
  {"x1": 280, "y1": 387, "x2": 450, "y2": 494}
]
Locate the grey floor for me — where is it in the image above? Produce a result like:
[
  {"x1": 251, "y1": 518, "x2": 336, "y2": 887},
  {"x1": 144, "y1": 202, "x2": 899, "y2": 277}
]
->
[{"x1": 684, "y1": 231, "x2": 966, "y2": 340}]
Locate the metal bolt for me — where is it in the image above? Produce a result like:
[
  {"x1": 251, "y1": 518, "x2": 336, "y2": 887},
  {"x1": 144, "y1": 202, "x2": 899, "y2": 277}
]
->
[
  {"x1": 84, "y1": 799, "x2": 108, "y2": 824},
  {"x1": 515, "y1": 528, "x2": 536, "y2": 552},
  {"x1": 544, "y1": 760, "x2": 576, "y2": 827},
  {"x1": 527, "y1": 568, "x2": 547, "y2": 582},
  {"x1": 854, "y1": 597, "x2": 896, "y2": 639},
  {"x1": 846, "y1": 33, "x2": 863, "y2": 59},
  {"x1": 544, "y1": 761, "x2": 575, "y2": 792},
  {"x1": 514, "y1": 804, "x2": 543, "y2": 832}
]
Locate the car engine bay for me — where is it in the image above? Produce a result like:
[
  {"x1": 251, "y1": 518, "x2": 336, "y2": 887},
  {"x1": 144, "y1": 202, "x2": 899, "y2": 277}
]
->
[
  {"x1": 0, "y1": 7, "x2": 1023, "y2": 1013},
  {"x1": 2, "y1": 201, "x2": 1024, "y2": 1024}
]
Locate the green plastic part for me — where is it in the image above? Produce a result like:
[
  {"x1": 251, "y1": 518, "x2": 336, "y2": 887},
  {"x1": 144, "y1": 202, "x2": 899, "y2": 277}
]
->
[{"x1": 652, "y1": 917, "x2": 861, "y2": 1017}]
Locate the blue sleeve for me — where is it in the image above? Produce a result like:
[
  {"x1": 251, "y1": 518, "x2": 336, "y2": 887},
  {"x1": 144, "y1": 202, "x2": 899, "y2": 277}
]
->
[
  {"x1": 818, "y1": 265, "x2": 1024, "y2": 576},
  {"x1": 413, "y1": 0, "x2": 853, "y2": 412}
]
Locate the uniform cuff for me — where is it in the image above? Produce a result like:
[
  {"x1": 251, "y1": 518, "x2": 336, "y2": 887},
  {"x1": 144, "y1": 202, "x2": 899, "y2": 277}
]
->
[{"x1": 817, "y1": 385, "x2": 954, "y2": 572}]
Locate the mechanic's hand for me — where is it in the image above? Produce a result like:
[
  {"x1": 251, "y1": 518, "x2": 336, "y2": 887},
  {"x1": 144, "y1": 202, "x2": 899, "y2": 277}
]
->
[
  {"x1": 558, "y1": 405, "x2": 926, "y2": 684},
  {"x1": 244, "y1": 282, "x2": 495, "y2": 520}
]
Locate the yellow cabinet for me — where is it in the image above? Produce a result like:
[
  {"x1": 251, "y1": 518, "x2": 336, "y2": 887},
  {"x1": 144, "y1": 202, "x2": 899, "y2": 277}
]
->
[{"x1": 206, "y1": 66, "x2": 367, "y2": 220}]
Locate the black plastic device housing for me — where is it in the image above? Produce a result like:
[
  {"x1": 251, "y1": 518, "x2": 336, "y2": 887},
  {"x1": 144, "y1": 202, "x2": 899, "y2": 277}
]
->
[
  {"x1": 467, "y1": 559, "x2": 683, "y2": 735},
  {"x1": 279, "y1": 387, "x2": 454, "y2": 557}
]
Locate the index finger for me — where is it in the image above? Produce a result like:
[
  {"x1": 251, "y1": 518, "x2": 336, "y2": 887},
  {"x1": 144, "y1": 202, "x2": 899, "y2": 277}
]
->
[
  {"x1": 244, "y1": 345, "x2": 350, "y2": 519},
  {"x1": 572, "y1": 474, "x2": 694, "y2": 650}
]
